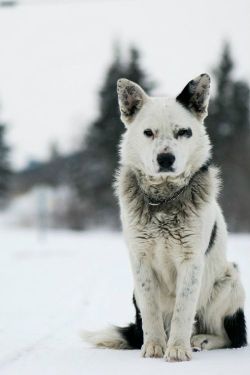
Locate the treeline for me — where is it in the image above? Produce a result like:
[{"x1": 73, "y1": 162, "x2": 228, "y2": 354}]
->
[
  {"x1": 206, "y1": 43, "x2": 250, "y2": 231},
  {"x1": 4, "y1": 43, "x2": 250, "y2": 232},
  {"x1": 0, "y1": 122, "x2": 11, "y2": 208}
]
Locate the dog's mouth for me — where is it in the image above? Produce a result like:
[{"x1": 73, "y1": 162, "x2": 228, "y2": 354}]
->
[{"x1": 158, "y1": 166, "x2": 175, "y2": 173}]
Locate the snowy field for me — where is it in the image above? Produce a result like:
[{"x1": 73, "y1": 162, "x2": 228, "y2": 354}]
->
[{"x1": 0, "y1": 228, "x2": 250, "y2": 375}]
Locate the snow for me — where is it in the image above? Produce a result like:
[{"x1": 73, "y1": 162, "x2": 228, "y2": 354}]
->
[
  {"x1": 0, "y1": 228, "x2": 249, "y2": 374},
  {"x1": 0, "y1": 185, "x2": 74, "y2": 228}
]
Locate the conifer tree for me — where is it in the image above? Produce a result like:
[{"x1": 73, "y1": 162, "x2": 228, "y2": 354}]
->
[
  {"x1": 0, "y1": 122, "x2": 11, "y2": 207},
  {"x1": 72, "y1": 45, "x2": 154, "y2": 228},
  {"x1": 207, "y1": 43, "x2": 250, "y2": 148},
  {"x1": 206, "y1": 42, "x2": 250, "y2": 231}
]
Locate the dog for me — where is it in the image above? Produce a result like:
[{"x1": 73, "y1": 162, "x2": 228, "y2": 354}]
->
[{"x1": 82, "y1": 74, "x2": 247, "y2": 361}]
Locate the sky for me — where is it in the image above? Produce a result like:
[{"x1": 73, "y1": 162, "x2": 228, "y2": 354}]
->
[{"x1": 0, "y1": 0, "x2": 249, "y2": 168}]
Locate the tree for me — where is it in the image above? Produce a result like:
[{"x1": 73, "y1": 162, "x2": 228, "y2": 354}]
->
[
  {"x1": 0, "y1": 122, "x2": 11, "y2": 207},
  {"x1": 206, "y1": 43, "x2": 250, "y2": 231},
  {"x1": 84, "y1": 45, "x2": 154, "y2": 172},
  {"x1": 71, "y1": 45, "x2": 155, "y2": 228},
  {"x1": 207, "y1": 43, "x2": 250, "y2": 144},
  {"x1": 49, "y1": 141, "x2": 61, "y2": 161}
]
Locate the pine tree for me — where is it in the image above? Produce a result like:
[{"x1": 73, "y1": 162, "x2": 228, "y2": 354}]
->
[
  {"x1": 207, "y1": 43, "x2": 250, "y2": 145},
  {"x1": 72, "y1": 45, "x2": 155, "y2": 228},
  {"x1": 206, "y1": 42, "x2": 250, "y2": 231},
  {"x1": 207, "y1": 43, "x2": 234, "y2": 144},
  {"x1": 49, "y1": 141, "x2": 61, "y2": 161},
  {"x1": 84, "y1": 45, "x2": 153, "y2": 173},
  {"x1": 0, "y1": 122, "x2": 11, "y2": 207}
]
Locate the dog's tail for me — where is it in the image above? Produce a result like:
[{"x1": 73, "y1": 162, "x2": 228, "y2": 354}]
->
[
  {"x1": 81, "y1": 323, "x2": 143, "y2": 349},
  {"x1": 82, "y1": 296, "x2": 143, "y2": 350}
]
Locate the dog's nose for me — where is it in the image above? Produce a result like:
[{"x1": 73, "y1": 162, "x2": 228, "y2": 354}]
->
[{"x1": 157, "y1": 153, "x2": 175, "y2": 171}]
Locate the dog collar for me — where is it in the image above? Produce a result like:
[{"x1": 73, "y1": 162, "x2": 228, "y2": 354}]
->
[{"x1": 144, "y1": 184, "x2": 187, "y2": 206}]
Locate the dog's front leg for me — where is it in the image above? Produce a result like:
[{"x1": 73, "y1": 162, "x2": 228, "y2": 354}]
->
[
  {"x1": 165, "y1": 256, "x2": 203, "y2": 362},
  {"x1": 130, "y1": 250, "x2": 166, "y2": 358}
]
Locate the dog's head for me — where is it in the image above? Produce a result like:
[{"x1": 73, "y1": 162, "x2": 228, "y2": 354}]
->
[{"x1": 117, "y1": 74, "x2": 211, "y2": 180}]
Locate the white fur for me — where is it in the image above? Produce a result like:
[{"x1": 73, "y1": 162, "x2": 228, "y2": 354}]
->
[{"x1": 81, "y1": 327, "x2": 128, "y2": 349}]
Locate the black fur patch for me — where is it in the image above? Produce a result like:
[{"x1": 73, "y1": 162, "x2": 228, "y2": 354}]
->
[
  {"x1": 176, "y1": 75, "x2": 210, "y2": 116},
  {"x1": 118, "y1": 295, "x2": 143, "y2": 349},
  {"x1": 224, "y1": 309, "x2": 247, "y2": 348},
  {"x1": 194, "y1": 312, "x2": 206, "y2": 335},
  {"x1": 200, "y1": 158, "x2": 212, "y2": 172},
  {"x1": 175, "y1": 128, "x2": 193, "y2": 139},
  {"x1": 176, "y1": 82, "x2": 193, "y2": 111},
  {"x1": 205, "y1": 221, "x2": 217, "y2": 255}
]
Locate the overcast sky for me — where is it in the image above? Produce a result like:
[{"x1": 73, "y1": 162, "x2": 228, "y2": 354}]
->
[{"x1": 0, "y1": 0, "x2": 249, "y2": 168}]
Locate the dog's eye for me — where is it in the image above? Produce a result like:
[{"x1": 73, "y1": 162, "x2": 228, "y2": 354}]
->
[
  {"x1": 144, "y1": 129, "x2": 154, "y2": 138},
  {"x1": 176, "y1": 128, "x2": 192, "y2": 138}
]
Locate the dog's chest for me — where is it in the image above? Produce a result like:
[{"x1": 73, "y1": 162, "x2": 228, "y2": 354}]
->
[
  {"x1": 144, "y1": 209, "x2": 191, "y2": 246},
  {"x1": 151, "y1": 210, "x2": 184, "y2": 236},
  {"x1": 147, "y1": 212, "x2": 194, "y2": 293},
  {"x1": 147, "y1": 233, "x2": 178, "y2": 296},
  {"x1": 140, "y1": 209, "x2": 196, "y2": 263}
]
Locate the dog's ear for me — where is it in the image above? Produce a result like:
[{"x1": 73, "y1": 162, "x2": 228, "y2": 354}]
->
[
  {"x1": 176, "y1": 73, "x2": 211, "y2": 121},
  {"x1": 117, "y1": 78, "x2": 148, "y2": 125}
]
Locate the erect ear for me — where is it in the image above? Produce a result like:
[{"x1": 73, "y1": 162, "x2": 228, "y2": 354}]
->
[
  {"x1": 117, "y1": 78, "x2": 148, "y2": 125},
  {"x1": 176, "y1": 73, "x2": 211, "y2": 121}
]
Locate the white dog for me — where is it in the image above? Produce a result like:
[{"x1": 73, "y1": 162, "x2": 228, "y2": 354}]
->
[{"x1": 83, "y1": 74, "x2": 247, "y2": 362}]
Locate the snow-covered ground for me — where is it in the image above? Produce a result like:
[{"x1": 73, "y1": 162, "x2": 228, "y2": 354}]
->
[{"x1": 0, "y1": 228, "x2": 249, "y2": 374}]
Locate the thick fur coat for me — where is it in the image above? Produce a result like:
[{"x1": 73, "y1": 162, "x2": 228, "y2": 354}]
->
[{"x1": 83, "y1": 74, "x2": 247, "y2": 362}]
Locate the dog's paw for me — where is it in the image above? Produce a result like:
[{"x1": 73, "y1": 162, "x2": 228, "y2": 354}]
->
[
  {"x1": 164, "y1": 344, "x2": 192, "y2": 362},
  {"x1": 191, "y1": 334, "x2": 209, "y2": 351},
  {"x1": 141, "y1": 340, "x2": 166, "y2": 358}
]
